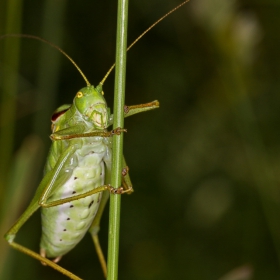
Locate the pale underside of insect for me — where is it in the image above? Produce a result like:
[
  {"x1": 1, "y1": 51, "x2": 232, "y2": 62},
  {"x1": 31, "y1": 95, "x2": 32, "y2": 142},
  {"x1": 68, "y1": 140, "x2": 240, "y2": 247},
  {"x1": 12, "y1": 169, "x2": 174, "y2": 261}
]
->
[{"x1": 3, "y1": 1, "x2": 190, "y2": 280}]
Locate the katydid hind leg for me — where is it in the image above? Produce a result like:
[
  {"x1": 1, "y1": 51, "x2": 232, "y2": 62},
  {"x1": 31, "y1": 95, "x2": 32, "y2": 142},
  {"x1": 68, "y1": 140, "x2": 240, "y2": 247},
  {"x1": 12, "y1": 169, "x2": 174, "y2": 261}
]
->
[
  {"x1": 8, "y1": 242, "x2": 82, "y2": 280},
  {"x1": 4, "y1": 146, "x2": 83, "y2": 280}
]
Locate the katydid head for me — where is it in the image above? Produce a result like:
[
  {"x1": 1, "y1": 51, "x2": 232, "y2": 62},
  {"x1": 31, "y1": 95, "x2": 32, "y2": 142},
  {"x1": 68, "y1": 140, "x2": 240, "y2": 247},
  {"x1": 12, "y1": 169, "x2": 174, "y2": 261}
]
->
[
  {"x1": 74, "y1": 85, "x2": 109, "y2": 129},
  {"x1": 0, "y1": 1, "x2": 189, "y2": 131}
]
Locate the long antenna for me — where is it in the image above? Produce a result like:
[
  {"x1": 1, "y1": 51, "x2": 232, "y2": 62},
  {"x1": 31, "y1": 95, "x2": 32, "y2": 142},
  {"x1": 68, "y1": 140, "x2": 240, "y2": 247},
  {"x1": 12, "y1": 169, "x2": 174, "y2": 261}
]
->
[
  {"x1": 0, "y1": 0, "x2": 189, "y2": 89},
  {"x1": 99, "y1": 0, "x2": 190, "y2": 85},
  {"x1": 0, "y1": 34, "x2": 91, "y2": 87}
]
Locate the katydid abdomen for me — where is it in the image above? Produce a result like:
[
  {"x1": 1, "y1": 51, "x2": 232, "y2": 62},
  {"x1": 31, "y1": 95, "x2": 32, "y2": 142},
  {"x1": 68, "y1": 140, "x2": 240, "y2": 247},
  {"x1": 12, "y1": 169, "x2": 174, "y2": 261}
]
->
[
  {"x1": 40, "y1": 137, "x2": 111, "y2": 258},
  {"x1": 39, "y1": 85, "x2": 112, "y2": 259}
]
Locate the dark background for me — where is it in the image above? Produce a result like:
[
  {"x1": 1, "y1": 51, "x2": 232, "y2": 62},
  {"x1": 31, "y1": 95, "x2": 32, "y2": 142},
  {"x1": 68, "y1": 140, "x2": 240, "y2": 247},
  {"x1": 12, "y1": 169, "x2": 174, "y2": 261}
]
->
[{"x1": 1, "y1": 0, "x2": 280, "y2": 279}]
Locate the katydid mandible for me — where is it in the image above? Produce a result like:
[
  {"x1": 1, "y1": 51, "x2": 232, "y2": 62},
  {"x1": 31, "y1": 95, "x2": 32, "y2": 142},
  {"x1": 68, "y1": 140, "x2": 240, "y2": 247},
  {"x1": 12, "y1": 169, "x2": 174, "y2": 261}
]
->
[{"x1": 3, "y1": 1, "x2": 189, "y2": 279}]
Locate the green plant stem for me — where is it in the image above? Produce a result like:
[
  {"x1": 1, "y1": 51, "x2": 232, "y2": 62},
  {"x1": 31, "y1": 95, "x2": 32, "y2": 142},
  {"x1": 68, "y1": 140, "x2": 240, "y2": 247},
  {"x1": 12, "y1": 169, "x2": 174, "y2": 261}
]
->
[
  {"x1": 107, "y1": 0, "x2": 129, "y2": 279},
  {"x1": 0, "y1": 0, "x2": 22, "y2": 198}
]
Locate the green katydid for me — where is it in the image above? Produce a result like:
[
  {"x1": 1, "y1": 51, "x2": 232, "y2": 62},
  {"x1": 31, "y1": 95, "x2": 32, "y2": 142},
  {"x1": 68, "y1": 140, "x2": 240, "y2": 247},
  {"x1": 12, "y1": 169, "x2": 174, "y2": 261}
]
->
[{"x1": 3, "y1": 1, "x2": 189, "y2": 279}]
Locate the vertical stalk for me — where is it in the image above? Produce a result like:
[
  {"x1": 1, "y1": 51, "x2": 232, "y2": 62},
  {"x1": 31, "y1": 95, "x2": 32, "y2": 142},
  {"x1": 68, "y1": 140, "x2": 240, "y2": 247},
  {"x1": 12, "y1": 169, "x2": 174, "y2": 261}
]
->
[
  {"x1": 0, "y1": 0, "x2": 22, "y2": 196},
  {"x1": 107, "y1": 0, "x2": 129, "y2": 279}
]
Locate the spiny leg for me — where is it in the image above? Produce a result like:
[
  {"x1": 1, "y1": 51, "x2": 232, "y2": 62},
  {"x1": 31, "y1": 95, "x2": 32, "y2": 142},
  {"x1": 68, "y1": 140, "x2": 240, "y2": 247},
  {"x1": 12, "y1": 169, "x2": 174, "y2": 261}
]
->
[
  {"x1": 4, "y1": 145, "x2": 83, "y2": 280},
  {"x1": 40, "y1": 184, "x2": 128, "y2": 208},
  {"x1": 51, "y1": 127, "x2": 126, "y2": 140}
]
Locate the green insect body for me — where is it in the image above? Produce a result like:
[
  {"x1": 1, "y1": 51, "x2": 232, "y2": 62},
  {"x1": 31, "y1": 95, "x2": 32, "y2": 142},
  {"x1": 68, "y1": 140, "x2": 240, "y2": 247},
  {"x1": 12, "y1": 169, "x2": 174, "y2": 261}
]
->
[
  {"x1": 2, "y1": 1, "x2": 190, "y2": 279},
  {"x1": 4, "y1": 80, "x2": 158, "y2": 280},
  {"x1": 40, "y1": 85, "x2": 111, "y2": 259}
]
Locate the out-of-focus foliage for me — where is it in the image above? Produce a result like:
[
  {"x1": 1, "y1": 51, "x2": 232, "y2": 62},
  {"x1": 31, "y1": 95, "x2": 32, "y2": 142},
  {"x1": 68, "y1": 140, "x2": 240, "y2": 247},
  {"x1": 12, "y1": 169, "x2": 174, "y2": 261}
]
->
[{"x1": 0, "y1": 0, "x2": 280, "y2": 279}]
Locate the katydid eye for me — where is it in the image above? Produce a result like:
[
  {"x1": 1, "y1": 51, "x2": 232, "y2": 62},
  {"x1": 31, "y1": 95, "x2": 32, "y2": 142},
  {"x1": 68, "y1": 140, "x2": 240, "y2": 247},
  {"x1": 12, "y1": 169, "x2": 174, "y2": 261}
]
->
[{"x1": 76, "y1": 92, "x2": 83, "y2": 98}]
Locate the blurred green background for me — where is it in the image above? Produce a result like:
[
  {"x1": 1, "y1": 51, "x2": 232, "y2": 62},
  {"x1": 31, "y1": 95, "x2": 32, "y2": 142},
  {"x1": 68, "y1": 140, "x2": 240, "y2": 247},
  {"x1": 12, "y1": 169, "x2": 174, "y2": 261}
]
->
[{"x1": 0, "y1": 0, "x2": 280, "y2": 279}]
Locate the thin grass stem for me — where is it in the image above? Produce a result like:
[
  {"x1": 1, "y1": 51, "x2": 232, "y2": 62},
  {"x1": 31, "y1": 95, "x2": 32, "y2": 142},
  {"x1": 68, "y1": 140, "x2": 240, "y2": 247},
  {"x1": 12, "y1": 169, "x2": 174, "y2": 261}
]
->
[{"x1": 107, "y1": 0, "x2": 129, "y2": 279}]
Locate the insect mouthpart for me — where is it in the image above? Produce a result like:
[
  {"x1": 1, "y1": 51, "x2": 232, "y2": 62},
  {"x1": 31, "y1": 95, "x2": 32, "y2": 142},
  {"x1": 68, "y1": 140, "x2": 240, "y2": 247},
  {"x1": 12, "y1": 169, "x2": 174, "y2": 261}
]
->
[
  {"x1": 92, "y1": 112, "x2": 103, "y2": 127},
  {"x1": 86, "y1": 103, "x2": 108, "y2": 128}
]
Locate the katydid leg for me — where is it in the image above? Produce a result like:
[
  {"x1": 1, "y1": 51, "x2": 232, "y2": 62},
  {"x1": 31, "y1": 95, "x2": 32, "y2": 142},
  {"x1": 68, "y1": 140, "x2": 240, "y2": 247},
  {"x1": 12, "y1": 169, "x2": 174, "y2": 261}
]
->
[
  {"x1": 51, "y1": 127, "x2": 126, "y2": 140},
  {"x1": 8, "y1": 242, "x2": 82, "y2": 280},
  {"x1": 121, "y1": 156, "x2": 133, "y2": 194},
  {"x1": 124, "y1": 100, "x2": 160, "y2": 118},
  {"x1": 40, "y1": 184, "x2": 113, "y2": 208},
  {"x1": 4, "y1": 145, "x2": 83, "y2": 280},
  {"x1": 108, "y1": 100, "x2": 160, "y2": 125}
]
